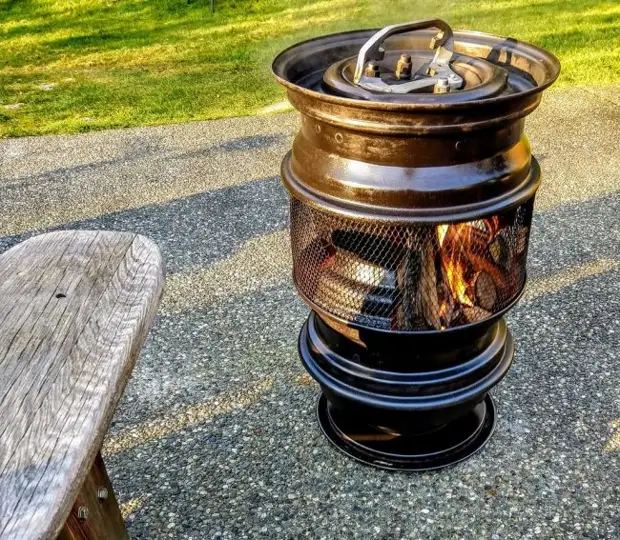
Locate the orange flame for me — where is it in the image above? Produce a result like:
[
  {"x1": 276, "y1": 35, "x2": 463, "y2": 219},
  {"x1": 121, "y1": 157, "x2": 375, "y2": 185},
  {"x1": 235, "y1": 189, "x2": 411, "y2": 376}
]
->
[
  {"x1": 434, "y1": 217, "x2": 504, "y2": 329},
  {"x1": 437, "y1": 223, "x2": 475, "y2": 307}
]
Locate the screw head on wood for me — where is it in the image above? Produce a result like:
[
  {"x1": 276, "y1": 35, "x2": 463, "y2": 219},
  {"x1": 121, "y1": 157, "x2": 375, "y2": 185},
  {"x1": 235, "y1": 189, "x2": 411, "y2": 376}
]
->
[
  {"x1": 96, "y1": 486, "x2": 109, "y2": 501},
  {"x1": 77, "y1": 506, "x2": 89, "y2": 522}
]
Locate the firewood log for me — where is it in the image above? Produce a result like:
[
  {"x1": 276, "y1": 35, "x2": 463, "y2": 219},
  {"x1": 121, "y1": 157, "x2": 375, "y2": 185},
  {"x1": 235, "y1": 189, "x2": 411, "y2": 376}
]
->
[
  {"x1": 462, "y1": 305, "x2": 492, "y2": 323},
  {"x1": 416, "y1": 239, "x2": 442, "y2": 330},
  {"x1": 473, "y1": 271, "x2": 497, "y2": 310},
  {"x1": 488, "y1": 230, "x2": 512, "y2": 269}
]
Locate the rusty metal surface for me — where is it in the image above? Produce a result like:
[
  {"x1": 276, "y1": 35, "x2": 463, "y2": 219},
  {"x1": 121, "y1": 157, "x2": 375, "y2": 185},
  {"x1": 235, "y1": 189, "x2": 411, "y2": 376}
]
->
[{"x1": 280, "y1": 118, "x2": 537, "y2": 223}]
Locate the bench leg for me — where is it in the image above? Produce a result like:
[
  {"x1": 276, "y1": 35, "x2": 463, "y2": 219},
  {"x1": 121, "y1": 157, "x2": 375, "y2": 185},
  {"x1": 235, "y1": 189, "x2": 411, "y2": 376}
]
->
[{"x1": 57, "y1": 452, "x2": 130, "y2": 540}]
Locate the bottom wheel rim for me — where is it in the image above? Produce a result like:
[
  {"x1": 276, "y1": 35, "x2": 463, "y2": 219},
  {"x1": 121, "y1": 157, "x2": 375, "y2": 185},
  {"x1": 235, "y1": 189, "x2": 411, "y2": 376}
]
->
[{"x1": 317, "y1": 393, "x2": 497, "y2": 472}]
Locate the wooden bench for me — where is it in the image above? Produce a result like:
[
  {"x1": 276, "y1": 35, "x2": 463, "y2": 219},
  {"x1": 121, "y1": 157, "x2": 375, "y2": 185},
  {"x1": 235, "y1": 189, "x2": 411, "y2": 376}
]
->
[{"x1": 0, "y1": 231, "x2": 164, "y2": 539}]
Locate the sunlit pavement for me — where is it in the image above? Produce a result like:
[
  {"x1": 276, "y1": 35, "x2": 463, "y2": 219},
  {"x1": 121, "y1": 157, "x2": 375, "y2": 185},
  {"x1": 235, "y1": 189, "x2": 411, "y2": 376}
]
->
[{"x1": 1, "y1": 87, "x2": 619, "y2": 540}]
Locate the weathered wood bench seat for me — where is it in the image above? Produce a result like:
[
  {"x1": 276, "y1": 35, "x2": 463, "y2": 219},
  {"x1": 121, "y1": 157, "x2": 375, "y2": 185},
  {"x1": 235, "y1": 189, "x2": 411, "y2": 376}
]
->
[{"x1": 0, "y1": 231, "x2": 164, "y2": 540}]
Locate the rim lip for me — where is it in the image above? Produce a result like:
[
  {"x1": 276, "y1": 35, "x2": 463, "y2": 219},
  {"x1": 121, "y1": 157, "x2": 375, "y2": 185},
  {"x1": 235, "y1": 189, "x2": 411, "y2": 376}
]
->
[
  {"x1": 316, "y1": 393, "x2": 497, "y2": 471},
  {"x1": 305, "y1": 311, "x2": 509, "y2": 382},
  {"x1": 299, "y1": 312, "x2": 515, "y2": 410},
  {"x1": 272, "y1": 27, "x2": 561, "y2": 111}
]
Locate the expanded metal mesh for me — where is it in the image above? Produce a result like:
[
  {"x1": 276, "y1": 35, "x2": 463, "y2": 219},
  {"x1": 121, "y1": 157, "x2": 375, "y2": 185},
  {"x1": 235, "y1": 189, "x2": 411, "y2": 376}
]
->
[{"x1": 290, "y1": 198, "x2": 533, "y2": 331}]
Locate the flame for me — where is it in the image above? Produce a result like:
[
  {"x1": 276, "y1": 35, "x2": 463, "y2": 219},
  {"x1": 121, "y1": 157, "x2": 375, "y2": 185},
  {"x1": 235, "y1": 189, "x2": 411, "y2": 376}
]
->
[
  {"x1": 437, "y1": 224, "x2": 449, "y2": 246},
  {"x1": 433, "y1": 216, "x2": 505, "y2": 329},
  {"x1": 437, "y1": 222, "x2": 475, "y2": 308},
  {"x1": 438, "y1": 299, "x2": 450, "y2": 331}
]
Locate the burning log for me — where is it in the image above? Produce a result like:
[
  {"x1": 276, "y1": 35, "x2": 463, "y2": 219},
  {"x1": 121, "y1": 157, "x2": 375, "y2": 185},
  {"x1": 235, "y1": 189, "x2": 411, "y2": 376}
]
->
[
  {"x1": 392, "y1": 218, "x2": 520, "y2": 331},
  {"x1": 470, "y1": 217, "x2": 500, "y2": 240},
  {"x1": 488, "y1": 230, "x2": 512, "y2": 269},
  {"x1": 466, "y1": 251, "x2": 510, "y2": 297},
  {"x1": 473, "y1": 271, "x2": 497, "y2": 310},
  {"x1": 395, "y1": 239, "x2": 419, "y2": 330},
  {"x1": 462, "y1": 305, "x2": 492, "y2": 323},
  {"x1": 435, "y1": 220, "x2": 507, "y2": 327},
  {"x1": 438, "y1": 284, "x2": 458, "y2": 328},
  {"x1": 416, "y1": 239, "x2": 442, "y2": 330}
]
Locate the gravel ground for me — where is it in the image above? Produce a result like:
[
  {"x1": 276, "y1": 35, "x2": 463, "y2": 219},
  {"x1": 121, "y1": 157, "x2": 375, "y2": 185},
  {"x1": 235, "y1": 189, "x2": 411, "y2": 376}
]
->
[{"x1": 0, "y1": 87, "x2": 619, "y2": 539}]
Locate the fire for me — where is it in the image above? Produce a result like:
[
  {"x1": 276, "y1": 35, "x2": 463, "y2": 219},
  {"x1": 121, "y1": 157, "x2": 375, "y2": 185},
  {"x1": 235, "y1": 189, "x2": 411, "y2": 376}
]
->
[
  {"x1": 437, "y1": 224, "x2": 448, "y2": 246},
  {"x1": 433, "y1": 217, "x2": 504, "y2": 329},
  {"x1": 400, "y1": 215, "x2": 512, "y2": 330},
  {"x1": 438, "y1": 299, "x2": 450, "y2": 331},
  {"x1": 437, "y1": 222, "x2": 475, "y2": 308}
]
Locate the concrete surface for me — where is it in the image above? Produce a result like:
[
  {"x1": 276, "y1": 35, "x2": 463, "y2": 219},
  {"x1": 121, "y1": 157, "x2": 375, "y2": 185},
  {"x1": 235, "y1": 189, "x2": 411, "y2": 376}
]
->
[{"x1": 0, "y1": 87, "x2": 619, "y2": 540}]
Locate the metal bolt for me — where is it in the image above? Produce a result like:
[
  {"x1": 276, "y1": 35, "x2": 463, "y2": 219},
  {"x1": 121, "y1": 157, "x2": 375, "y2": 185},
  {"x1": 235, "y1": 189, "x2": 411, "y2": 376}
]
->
[
  {"x1": 77, "y1": 506, "x2": 89, "y2": 522},
  {"x1": 395, "y1": 54, "x2": 413, "y2": 80},
  {"x1": 434, "y1": 78, "x2": 450, "y2": 94},
  {"x1": 429, "y1": 30, "x2": 444, "y2": 49},
  {"x1": 96, "y1": 487, "x2": 109, "y2": 501},
  {"x1": 363, "y1": 62, "x2": 380, "y2": 78},
  {"x1": 448, "y1": 73, "x2": 463, "y2": 90}
]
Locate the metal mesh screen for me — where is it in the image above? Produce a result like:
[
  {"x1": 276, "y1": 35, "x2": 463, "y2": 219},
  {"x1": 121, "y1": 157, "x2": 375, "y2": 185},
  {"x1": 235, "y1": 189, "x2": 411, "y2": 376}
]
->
[{"x1": 290, "y1": 198, "x2": 533, "y2": 331}]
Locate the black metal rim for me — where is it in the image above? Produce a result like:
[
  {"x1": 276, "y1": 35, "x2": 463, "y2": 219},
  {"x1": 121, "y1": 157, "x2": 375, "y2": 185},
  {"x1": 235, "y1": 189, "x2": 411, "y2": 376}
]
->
[
  {"x1": 317, "y1": 393, "x2": 496, "y2": 472},
  {"x1": 272, "y1": 28, "x2": 560, "y2": 110}
]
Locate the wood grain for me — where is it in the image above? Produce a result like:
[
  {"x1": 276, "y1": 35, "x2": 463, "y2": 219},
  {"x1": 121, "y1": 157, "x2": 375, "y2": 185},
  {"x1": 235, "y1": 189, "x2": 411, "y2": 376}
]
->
[{"x1": 0, "y1": 231, "x2": 164, "y2": 540}]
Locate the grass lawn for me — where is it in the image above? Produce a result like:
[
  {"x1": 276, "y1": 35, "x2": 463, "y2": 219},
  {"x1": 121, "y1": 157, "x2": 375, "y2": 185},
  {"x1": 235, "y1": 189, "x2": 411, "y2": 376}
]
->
[{"x1": 1, "y1": 0, "x2": 619, "y2": 137}]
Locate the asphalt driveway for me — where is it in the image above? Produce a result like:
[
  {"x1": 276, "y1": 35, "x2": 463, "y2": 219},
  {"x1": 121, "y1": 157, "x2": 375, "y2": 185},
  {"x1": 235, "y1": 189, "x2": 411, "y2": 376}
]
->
[{"x1": 1, "y1": 87, "x2": 619, "y2": 540}]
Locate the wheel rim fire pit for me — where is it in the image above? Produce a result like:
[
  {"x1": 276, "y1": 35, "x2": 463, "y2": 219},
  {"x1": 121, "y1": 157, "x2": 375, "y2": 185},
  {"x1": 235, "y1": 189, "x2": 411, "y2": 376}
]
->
[{"x1": 273, "y1": 19, "x2": 560, "y2": 471}]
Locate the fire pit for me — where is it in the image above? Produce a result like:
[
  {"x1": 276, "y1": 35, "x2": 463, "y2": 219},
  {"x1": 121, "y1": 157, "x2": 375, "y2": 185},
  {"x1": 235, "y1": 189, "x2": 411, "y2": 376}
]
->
[{"x1": 273, "y1": 19, "x2": 560, "y2": 470}]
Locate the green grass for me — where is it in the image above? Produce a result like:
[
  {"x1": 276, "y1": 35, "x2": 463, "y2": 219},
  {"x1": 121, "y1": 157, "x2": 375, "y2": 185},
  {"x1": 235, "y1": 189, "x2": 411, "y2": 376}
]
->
[{"x1": 1, "y1": 0, "x2": 619, "y2": 137}]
